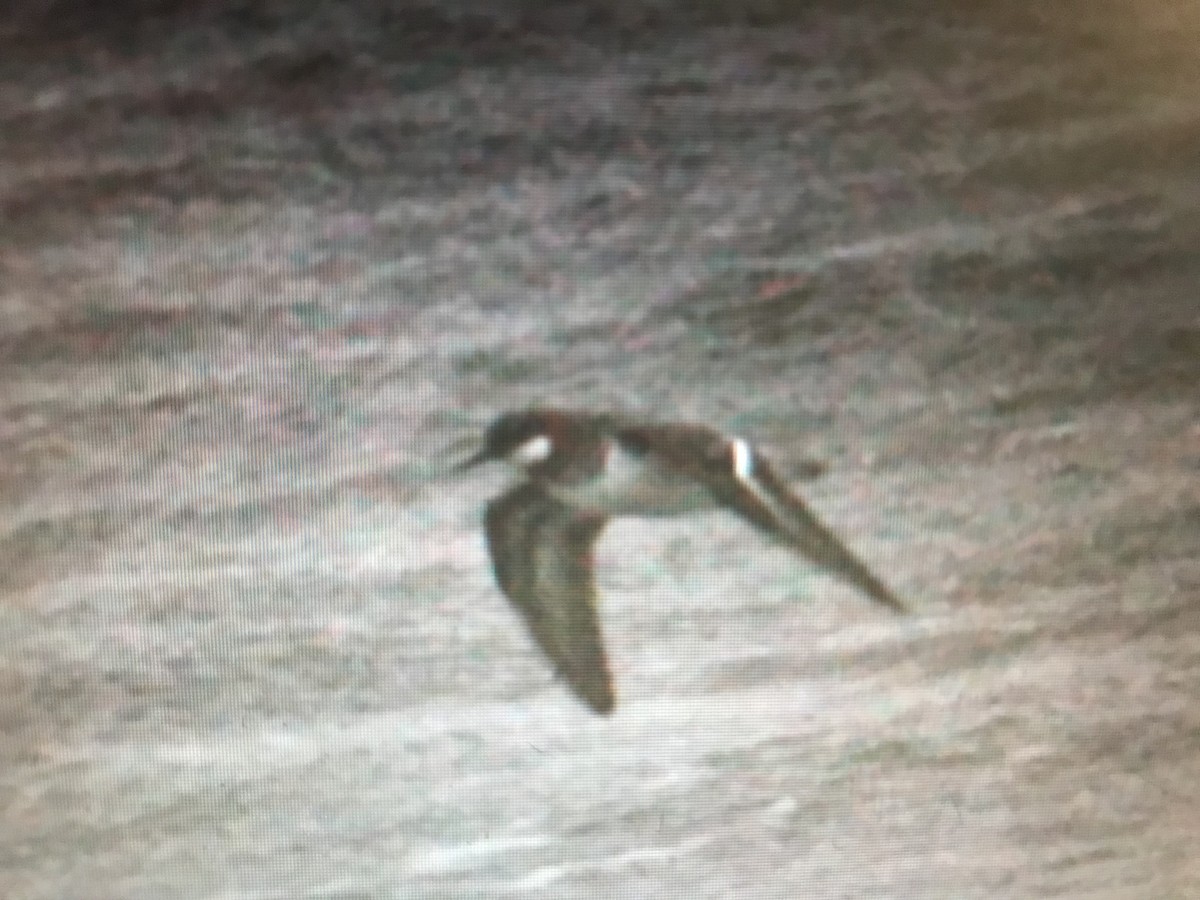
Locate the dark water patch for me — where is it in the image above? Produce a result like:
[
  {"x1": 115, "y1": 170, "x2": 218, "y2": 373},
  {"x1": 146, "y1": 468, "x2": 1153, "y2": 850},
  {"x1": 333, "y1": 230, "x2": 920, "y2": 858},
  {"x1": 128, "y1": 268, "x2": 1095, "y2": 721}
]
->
[
  {"x1": 1018, "y1": 501, "x2": 1200, "y2": 590},
  {"x1": 984, "y1": 323, "x2": 1200, "y2": 409},
  {"x1": 921, "y1": 201, "x2": 1189, "y2": 311},
  {"x1": 1088, "y1": 325, "x2": 1200, "y2": 401},
  {"x1": 1089, "y1": 503, "x2": 1200, "y2": 568},
  {"x1": 452, "y1": 348, "x2": 539, "y2": 384},
  {"x1": 0, "y1": 510, "x2": 118, "y2": 596},
  {"x1": 977, "y1": 82, "x2": 1121, "y2": 132},
  {"x1": 0, "y1": 307, "x2": 240, "y2": 366},
  {"x1": 0, "y1": 161, "x2": 281, "y2": 227},
  {"x1": 660, "y1": 268, "x2": 844, "y2": 350},
  {"x1": 965, "y1": 109, "x2": 1200, "y2": 193}
]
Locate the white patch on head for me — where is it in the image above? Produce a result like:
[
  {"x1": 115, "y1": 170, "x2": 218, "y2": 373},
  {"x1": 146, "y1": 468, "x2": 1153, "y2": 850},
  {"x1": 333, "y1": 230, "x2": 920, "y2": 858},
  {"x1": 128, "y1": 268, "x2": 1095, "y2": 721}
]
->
[
  {"x1": 511, "y1": 433, "x2": 553, "y2": 465},
  {"x1": 729, "y1": 437, "x2": 755, "y2": 483}
]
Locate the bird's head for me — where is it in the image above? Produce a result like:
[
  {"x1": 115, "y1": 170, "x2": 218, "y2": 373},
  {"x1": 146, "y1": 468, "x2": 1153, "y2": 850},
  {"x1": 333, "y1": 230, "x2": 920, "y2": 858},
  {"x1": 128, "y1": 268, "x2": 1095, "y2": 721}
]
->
[{"x1": 457, "y1": 410, "x2": 556, "y2": 472}]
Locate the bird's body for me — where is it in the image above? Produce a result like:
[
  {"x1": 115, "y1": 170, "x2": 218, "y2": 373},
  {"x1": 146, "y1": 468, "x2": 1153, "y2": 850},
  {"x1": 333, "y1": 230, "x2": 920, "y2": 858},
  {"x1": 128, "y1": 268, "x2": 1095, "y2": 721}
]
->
[
  {"x1": 460, "y1": 408, "x2": 905, "y2": 714},
  {"x1": 547, "y1": 434, "x2": 713, "y2": 515}
]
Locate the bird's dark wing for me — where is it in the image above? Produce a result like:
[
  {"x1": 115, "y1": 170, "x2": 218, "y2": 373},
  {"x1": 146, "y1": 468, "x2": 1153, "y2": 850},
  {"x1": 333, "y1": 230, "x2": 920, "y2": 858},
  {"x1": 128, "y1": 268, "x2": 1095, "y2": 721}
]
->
[
  {"x1": 696, "y1": 443, "x2": 906, "y2": 613},
  {"x1": 484, "y1": 483, "x2": 615, "y2": 714}
]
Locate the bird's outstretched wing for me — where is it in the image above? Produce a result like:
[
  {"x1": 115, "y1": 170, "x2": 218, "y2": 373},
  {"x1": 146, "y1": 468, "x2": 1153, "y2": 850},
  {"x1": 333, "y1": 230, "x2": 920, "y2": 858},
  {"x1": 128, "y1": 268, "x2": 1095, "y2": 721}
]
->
[
  {"x1": 698, "y1": 442, "x2": 906, "y2": 613},
  {"x1": 484, "y1": 483, "x2": 615, "y2": 713}
]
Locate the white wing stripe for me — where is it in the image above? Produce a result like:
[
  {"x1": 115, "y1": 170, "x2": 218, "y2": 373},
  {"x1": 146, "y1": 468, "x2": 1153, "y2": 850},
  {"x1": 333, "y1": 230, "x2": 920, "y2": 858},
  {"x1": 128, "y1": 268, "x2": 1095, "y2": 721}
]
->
[
  {"x1": 729, "y1": 437, "x2": 793, "y2": 528},
  {"x1": 730, "y1": 437, "x2": 755, "y2": 481}
]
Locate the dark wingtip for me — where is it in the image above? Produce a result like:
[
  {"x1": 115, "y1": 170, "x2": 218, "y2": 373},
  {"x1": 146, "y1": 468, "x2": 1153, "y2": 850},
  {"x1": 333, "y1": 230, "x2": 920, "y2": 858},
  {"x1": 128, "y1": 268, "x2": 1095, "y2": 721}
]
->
[
  {"x1": 576, "y1": 677, "x2": 616, "y2": 715},
  {"x1": 588, "y1": 694, "x2": 616, "y2": 715},
  {"x1": 855, "y1": 571, "x2": 908, "y2": 614}
]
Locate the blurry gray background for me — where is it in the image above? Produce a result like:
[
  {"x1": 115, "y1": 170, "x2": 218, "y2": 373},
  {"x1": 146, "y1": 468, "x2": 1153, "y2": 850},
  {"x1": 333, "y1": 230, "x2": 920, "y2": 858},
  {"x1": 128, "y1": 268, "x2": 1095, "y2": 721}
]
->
[{"x1": 2, "y1": 1, "x2": 1198, "y2": 896}]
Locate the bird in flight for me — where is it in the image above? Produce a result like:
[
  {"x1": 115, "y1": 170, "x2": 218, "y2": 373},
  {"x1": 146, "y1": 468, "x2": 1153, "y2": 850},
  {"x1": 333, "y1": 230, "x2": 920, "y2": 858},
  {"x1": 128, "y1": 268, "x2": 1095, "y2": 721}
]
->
[{"x1": 459, "y1": 408, "x2": 905, "y2": 714}]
